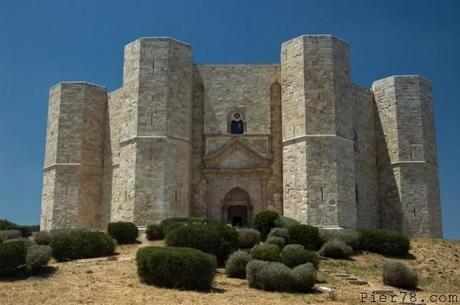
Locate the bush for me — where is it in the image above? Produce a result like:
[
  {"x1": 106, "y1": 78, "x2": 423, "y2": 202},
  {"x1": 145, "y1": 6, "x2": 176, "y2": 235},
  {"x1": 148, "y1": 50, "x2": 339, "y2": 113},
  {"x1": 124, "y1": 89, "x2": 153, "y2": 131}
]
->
[
  {"x1": 319, "y1": 239, "x2": 353, "y2": 259},
  {"x1": 136, "y1": 246, "x2": 216, "y2": 291},
  {"x1": 250, "y1": 244, "x2": 280, "y2": 262},
  {"x1": 146, "y1": 225, "x2": 163, "y2": 241},
  {"x1": 274, "y1": 215, "x2": 300, "y2": 229},
  {"x1": 383, "y1": 262, "x2": 418, "y2": 290},
  {"x1": 358, "y1": 229, "x2": 410, "y2": 256},
  {"x1": 266, "y1": 236, "x2": 286, "y2": 248},
  {"x1": 26, "y1": 245, "x2": 52, "y2": 274},
  {"x1": 246, "y1": 260, "x2": 316, "y2": 292},
  {"x1": 107, "y1": 222, "x2": 138, "y2": 244},
  {"x1": 288, "y1": 224, "x2": 321, "y2": 250},
  {"x1": 225, "y1": 250, "x2": 253, "y2": 278},
  {"x1": 166, "y1": 223, "x2": 238, "y2": 265},
  {"x1": 4, "y1": 238, "x2": 34, "y2": 248},
  {"x1": 280, "y1": 244, "x2": 319, "y2": 269},
  {"x1": 0, "y1": 220, "x2": 38, "y2": 237},
  {"x1": 0, "y1": 240, "x2": 27, "y2": 276},
  {"x1": 160, "y1": 217, "x2": 215, "y2": 236},
  {"x1": 267, "y1": 227, "x2": 289, "y2": 242},
  {"x1": 319, "y1": 228, "x2": 360, "y2": 250},
  {"x1": 237, "y1": 228, "x2": 261, "y2": 249},
  {"x1": 33, "y1": 231, "x2": 52, "y2": 245},
  {"x1": 50, "y1": 230, "x2": 115, "y2": 261},
  {"x1": 0, "y1": 229, "x2": 22, "y2": 242},
  {"x1": 252, "y1": 211, "x2": 279, "y2": 240}
]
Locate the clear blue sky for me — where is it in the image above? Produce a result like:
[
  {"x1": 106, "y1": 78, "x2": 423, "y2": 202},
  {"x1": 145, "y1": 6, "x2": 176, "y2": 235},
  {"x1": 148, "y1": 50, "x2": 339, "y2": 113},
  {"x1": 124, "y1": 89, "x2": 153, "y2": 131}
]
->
[{"x1": 0, "y1": 0, "x2": 458, "y2": 239}]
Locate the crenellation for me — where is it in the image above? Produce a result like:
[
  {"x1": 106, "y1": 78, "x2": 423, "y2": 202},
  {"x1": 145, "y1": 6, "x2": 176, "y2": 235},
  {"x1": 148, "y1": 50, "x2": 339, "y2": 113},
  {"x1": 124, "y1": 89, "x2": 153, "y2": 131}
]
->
[{"x1": 40, "y1": 35, "x2": 442, "y2": 237}]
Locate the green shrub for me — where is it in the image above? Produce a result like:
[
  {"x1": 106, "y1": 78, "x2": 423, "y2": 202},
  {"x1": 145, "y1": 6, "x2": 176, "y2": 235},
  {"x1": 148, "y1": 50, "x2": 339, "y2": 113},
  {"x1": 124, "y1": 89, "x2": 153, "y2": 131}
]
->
[
  {"x1": 160, "y1": 217, "x2": 215, "y2": 236},
  {"x1": 358, "y1": 229, "x2": 410, "y2": 256},
  {"x1": 26, "y1": 245, "x2": 52, "y2": 274},
  {"x1": 319, "y1": 239, "x2": 353, "y2": 259},
  {"x1": 267, "y1": 227, "x2": 289, "y2": 242},
  {"x1": 319, "y1": 228, "x2": 360, "y2": 250},
  {"x1": 266, "y1": 236, "x2": 286, "y2": 248},
  {"x1": 225, "y1": 250, "x2": 253, "y2": 278},
  {"x1": 0, "y1": 229, "x2": 22, "y2": 242},
  {"x1": 166, "y1": 223, "x2": 238, "y2": 265},
  {"x1": 280, "y1": 244, "x2": 319, "y2": 269},
  {"x1": 136, "y1": 246, "x2": 216, "y2": 291},
  {"x1": 288, "y1": 224, "x2": 321, "y2": 250},
  {"x1": 0, "y1": 220, "x2": 38, "y2": 237},
  {"x1": 252, "y1": 211, "x2": 279, "y2": 240},
  {"x1": 4, "y1": 238, "x2": 34, "y2": 248},
  {"x1": 250, "y1": 244, "x2": 280, "y2": 262},
  {"x1": 33, "y1": 231, "x2": 52, "y2": 245},
  {"x1": 383, "y1": 262, "x2": 418, "y2": 290},
  {"x1": 50, "y1": 230, "x2": 115, "y2": 261},
  {"x1": 0, "y1": 240, "x2": 27, "y2": 276},
  {"x1": 146, "y1": 225, "x2": 163, "y2": 241},
  {"x1": 237, "y1": 228, "x2": 261, "y2": 249},
  {"x1": 274, "y1": 215, "x2": 300, "y2": 229},
  {"x1": 246, "y1": 260, "x2": 316, "y2": 292},
  {"x1": 107, "y1": 222, "x2": 138, "y2": 244}
]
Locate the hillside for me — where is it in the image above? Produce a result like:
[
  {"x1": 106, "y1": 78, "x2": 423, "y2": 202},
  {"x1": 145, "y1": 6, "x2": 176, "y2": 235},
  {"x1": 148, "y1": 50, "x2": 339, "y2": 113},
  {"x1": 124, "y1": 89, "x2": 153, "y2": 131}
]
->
[{"x1": 0, "y1": 237, "x2": 458, "y2": 305}]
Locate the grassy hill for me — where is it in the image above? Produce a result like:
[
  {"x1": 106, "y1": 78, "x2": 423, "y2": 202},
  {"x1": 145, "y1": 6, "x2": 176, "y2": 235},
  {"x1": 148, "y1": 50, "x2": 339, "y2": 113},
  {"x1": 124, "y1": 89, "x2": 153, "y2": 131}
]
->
[{"x1": 0, "y1": 237, "x2": 458, "y2": 305}]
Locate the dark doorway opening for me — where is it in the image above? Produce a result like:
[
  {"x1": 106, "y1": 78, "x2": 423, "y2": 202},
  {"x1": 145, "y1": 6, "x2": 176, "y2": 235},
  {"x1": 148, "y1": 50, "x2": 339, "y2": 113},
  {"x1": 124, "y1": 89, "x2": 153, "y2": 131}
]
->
[{"x1": 227, "y1": 205, "x2": 248, "y2": 227}]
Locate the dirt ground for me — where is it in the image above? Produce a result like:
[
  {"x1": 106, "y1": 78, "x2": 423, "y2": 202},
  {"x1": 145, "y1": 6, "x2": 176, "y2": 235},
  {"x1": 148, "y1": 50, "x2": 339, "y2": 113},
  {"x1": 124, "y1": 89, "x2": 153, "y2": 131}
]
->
[{"x1": 0, "y1": 237, "x2": 458, "y2": 305}]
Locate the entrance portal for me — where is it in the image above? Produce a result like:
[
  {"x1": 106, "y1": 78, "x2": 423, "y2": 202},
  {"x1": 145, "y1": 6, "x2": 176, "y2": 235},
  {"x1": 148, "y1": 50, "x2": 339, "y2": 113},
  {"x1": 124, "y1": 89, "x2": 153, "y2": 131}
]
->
[{"x1": 223, "y1": 187, "x2": 251, "y2": 227}]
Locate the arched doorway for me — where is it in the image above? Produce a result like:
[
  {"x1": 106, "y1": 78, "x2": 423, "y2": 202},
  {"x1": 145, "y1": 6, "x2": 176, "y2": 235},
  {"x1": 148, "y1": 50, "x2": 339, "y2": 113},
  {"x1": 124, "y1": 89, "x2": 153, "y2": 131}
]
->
[{"x1": 223, "y1": 187, "x2": 251, "y2": 227}]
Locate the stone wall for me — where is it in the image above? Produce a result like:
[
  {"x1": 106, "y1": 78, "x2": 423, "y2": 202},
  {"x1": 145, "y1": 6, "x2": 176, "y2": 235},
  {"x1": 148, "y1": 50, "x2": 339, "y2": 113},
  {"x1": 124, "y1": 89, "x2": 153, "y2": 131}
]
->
[
  {"x1": 40, "y1": 83, "x2": 107, "y2": 230},
  {"x1": 373, "y1": 76, "x2": 442, "y2": 237},
  {"x1": 281, "y1": 35, "x2": 356, "y2": 228}
]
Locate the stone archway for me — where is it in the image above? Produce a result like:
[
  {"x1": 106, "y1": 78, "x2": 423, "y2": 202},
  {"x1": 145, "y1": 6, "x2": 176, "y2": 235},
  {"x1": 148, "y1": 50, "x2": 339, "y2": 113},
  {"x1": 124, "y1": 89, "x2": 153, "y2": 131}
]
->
[{"x1": 223, "y1": 187, "x2": 251, "y2": 227}]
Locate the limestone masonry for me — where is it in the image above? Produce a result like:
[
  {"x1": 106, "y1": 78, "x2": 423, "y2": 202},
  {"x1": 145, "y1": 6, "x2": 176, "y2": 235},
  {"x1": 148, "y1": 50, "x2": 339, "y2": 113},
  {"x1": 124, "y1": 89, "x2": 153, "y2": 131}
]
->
[{"x1": 40, "y1": 34, "x2": 443, "y2": 237}]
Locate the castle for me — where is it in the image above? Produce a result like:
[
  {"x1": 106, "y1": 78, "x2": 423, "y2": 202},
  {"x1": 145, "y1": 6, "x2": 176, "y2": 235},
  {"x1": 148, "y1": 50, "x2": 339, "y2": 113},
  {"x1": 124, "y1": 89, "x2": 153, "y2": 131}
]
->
[{"x1": 40, "y1": 34, "x2": 443, "y2": 237}]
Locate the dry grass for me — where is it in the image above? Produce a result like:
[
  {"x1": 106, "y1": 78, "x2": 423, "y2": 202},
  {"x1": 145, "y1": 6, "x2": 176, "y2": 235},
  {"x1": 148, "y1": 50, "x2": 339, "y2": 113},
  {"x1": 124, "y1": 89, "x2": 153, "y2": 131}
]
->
[{"x1": 0, "y1": 237, "x2": 458, "y2": 305}]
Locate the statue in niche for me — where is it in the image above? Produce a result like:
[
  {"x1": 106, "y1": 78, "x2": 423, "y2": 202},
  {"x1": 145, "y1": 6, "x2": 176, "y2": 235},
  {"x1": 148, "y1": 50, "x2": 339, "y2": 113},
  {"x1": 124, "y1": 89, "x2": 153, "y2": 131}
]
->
[{"x1": 230, "y1": 112, "x2": 245, "y2": 134}]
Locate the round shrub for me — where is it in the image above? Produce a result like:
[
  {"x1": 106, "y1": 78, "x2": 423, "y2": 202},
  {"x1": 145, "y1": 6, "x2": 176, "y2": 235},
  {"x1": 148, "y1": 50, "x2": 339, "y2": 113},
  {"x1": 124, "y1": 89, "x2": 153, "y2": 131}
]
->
[
  {"x1": 250, "y1": 243, "x2": 280, "y2": 262},
  {"x1": 274, "y1": 215, "x2": 300, "y2": 229},
  {"x1": 266, "y1": 236, "x2": 286, "y2": 248},
  {"x1": 280, "y1": 244, "x2": 319, "y2": 269},
  {"x1": 252, "y1": 210, "x2": 279, "y2": 240},
  {"x1": 267, "y1": 227, "x2": 289, "y2": 242},
  {"x1": 0, "y1": 240, "x2": 27, "y2": 276},
  {"x1": 26, "y1": 245, "x2": 52, "y2": 274},
  {"x1": 383, "y1": 262, "x2": 418, "y2": 290},
  {"x1": 319, "y1": 239, "x2": 353, "y2": 259},
  {"x1": 225, "y1": 250, "x2": 253, "y2": 278},
  {"x1": 166, "y1": 223, "x2": 238, "y2": 265},
  {"x1": 358, "y1": 229, "x2": 410, "y2": 256},
  {"x1": 246, "y1": 260, "x2": 316, "y2": 292},
  {"x1": 288, "y1": 224, "x2": 321, "y2": 250},
  {"x1": 0, "y1": 229, "x2": 22, "y2": 242},
  {"x1": 291, "y1": 263, "x2": 317, "y2": 291},
  {"x1": 237, "y1": 228, "x2": 261, "y2": 249},
  {"x1": 146, "y1": 225, "x2": 163, "y2": 241},
  {"x1": 4, "y1": 238, "x2": 34, "y2": 248},
  {"x1": 136, "y1": 246, "x2": 216, "y2": 291},
  {"x1": 50, "y1": 230, "x2": 115, "y2": 261},
  {"x1": 319, "y1": 228, "x2": 360, "y2": 250},
  {"x1": 33, "y1": 231, "x2": 52, "y2": 245},
  {"x1": 107, "y1": 222, "x2": 138, "y2": 244}
]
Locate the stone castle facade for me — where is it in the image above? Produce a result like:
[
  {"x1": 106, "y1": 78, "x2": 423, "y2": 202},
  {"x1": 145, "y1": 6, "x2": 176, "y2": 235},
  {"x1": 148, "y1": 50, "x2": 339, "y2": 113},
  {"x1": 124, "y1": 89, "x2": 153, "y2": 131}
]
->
[{"x1": 40, "y1": 34, "x2": 443, "y2": 237}]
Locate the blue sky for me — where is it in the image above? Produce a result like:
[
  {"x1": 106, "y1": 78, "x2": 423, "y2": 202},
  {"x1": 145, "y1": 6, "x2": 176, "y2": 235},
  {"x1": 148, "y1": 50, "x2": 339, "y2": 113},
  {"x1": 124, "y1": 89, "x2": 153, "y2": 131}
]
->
[{"x1": 0, "y1": 0, "x2": 458, "y2": 239}]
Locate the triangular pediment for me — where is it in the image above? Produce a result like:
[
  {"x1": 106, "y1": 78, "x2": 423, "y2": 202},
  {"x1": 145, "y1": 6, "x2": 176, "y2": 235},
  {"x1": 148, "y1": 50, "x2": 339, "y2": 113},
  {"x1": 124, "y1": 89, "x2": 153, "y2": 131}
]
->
[{"x1": 204, "y1": 138, "x2": 270, "y2": 169}]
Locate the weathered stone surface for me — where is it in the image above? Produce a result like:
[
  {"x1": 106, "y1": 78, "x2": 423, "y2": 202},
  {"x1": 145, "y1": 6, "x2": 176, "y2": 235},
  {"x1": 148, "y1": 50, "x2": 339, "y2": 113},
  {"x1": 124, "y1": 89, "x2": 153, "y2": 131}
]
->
[{"x1": 40, "y1": 34, "x2": 442, "y2": 237}]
